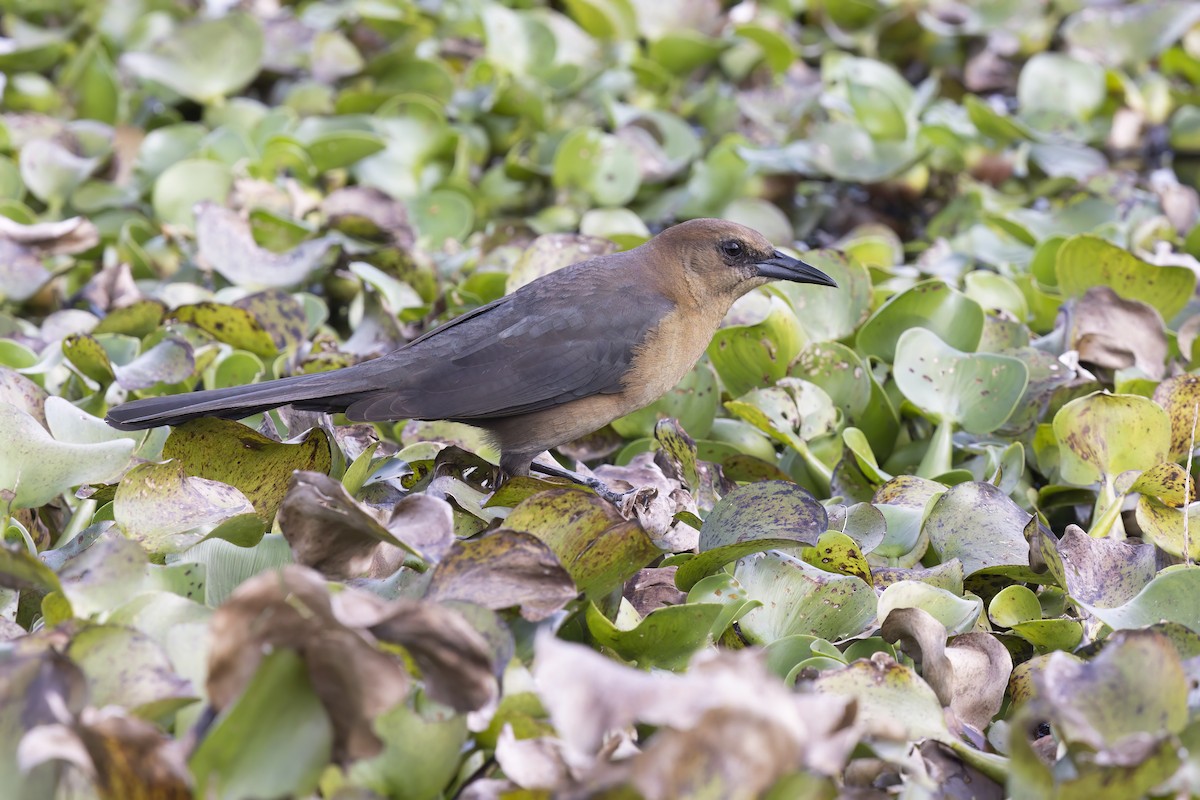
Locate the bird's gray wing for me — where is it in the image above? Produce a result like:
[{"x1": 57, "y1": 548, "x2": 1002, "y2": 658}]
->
[{"x1": 344, "y1": 264, "x2": 674, "y2": 422}]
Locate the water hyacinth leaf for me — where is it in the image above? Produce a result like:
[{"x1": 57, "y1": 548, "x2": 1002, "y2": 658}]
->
[
  {"x1": 735, "y1": 552, "x2": 876, "y2": 643},
  {"x1": 113, "y1": 461, "x2": 258, "y2": 555},
  {"x1": 791, "y1": 342, "x2": 872, "y2": 422},
  {"x1": 189, "y1": 649, "x2": 332, "y2": 800},
  {"x1": 1055, "y1": 235, "x2": 1196, "y2": 322},
  {"x1": 121, "y1": 12, "x2": 264, "y2": 104},
  {"x1": 0, "y1": 402, "x2": 134, "y2": 509},
  {"x1": 113, "y1": 338, "x2": 194, "y2": 391},
  {"x1": 277, "y1": 471, "x2": 415, "y2": 579},
  {"x1": 43, "y1": 397, "x2": 141, "y2": 447},
  {"x1": 1016, "y1": 53, "x2": 1106, "y2": 123},
  {"x1": 1056, "y1": 525, "x2": 1156, "y2": 610},
  {"x1": 19, "y1": 139, "x2": 100, "y2": 206},
  {"x1": 685, "y1": 572, "x2": 763, "y2": 640},
  {"x1": 562, "y1": 0, "x2": 638, "y2": 40},
  {"x1": 922, "y1": 481, "x2": 1033, "y2": 577},
  {"x1": 1152, "y1": 374, "x2": 1200, "y2": 460},
  {"x1": 306, "y1": 131, "x2": 386, "y2": 172},
  {"x1": 894, "y1": 327, "x2": 1028, "y2": 433},
  {"x1": 856, "y1": 280, "x2": 984, "y2": 363},
  {"x1": 1010, "y1": 619, "x2": 1084, "y2": 654},
  {"x1": 506, "y1": 233, "x2": 617, "y2": 293},
  {"x1": 675, "y1": 480, "x2": 827, "y2": 590},
  {"x1": 410, "y1": 188, "x2": 475, "y2": 248},
  {"x1": 169, "y1": 302, "x2": 279, "y2": 358},
  {"x1": 93, "y1": 300, "x2": 167, "y2": 338},
  {"x1": 1069, "y1": 286, "x2": 1167, "y2": 380},
  {"x1": 1134, "y1": 497, "x2": 1200, "y2": 560},
  {"x1": 1128, "y1": 462, "x2": 1194, "y2": 507},
  {"x1": 66, "y1": 625, "x2": 195, "y2": 716},
  {"x1": 196, "y1": 203, "x2": 336, "y2": 289},
  {"x1": 799, "y1": 531, "x2": 872, "y2": 583},
  {"x1": 727, "y1": 379, "x2": 838, "y2": 448},
  {"x1": 162, "y1": 418, "x2": 332, "y2": 523},
  {"x1": 585, "y1": 601, "x2": 730, "y2": 670},
  {"x1": 870, "y1": 474, "x2": 944, "y2": 564},
  {"x1": 872, "y1": 560, "x2": 964, "y2": 593},
  {"x1": 152, "y1": 159, "x2": 234, "y2": 228},
  {"x1": 1052, "y1": 393, "x2": 1170, "y2": 486},
  {"x1": 173, "y1": 535, "x2": 294, "y2": 607},
  {"x1": 1034, "y1": 630, "x2": 1188, "y2": 746},
  {"x1": 1078, "y1": 566, "x2": 1200, "y2": 631},
  {"x1": 789, "y1": 121, "x2": 922, "y2": 183},
  {"x1": 989, "y1": 585, "x2": 1042, "y2": 628},
  {"x1": 879, "y1": 607, "x2": 1012, "y2": 732},
  {"x1": 503, "y1": 488, "x2": 658, "y2": 598},
  {"x1": 1062, "y1": 1, "x2": 1200, "y2": 69},
  {"x1": 426, "y1": 530, "x2": 576, "y2": 621},
  {"x1": 707, "y1": 293, "x2": 805, "y2": 398},
  {"x1": 703, "y1": 418, "x2": 777, "y2": 461},
  {"x1": 813, "y1": 657, "x2": 951, "y2": 744},
  {"x1": 62, "y1": 333, "x2": 115, "y2": 385},
  {"x1": 0, "y1": 545, "x2": 61, "y2": 593},
  {"x1": 346, "y1": 699, "x2": 469, "y2": 799},
  {"x1": 232, "y1": 291, "x2": 309, "y2": 354},
  {"x1": 552, "y1": 127, "x2": 640, "y2": 207},
  {"x1": 877, "y1": 580, "x2": 982, "y2": 635},
  {"x1": 830, "y1": 500, "x2": 888, "y2": 554}
]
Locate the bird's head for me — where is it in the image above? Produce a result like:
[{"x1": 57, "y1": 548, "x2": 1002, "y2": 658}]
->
[{"x1": 650, "y1": 219, "x2": 837, "y2": 303}]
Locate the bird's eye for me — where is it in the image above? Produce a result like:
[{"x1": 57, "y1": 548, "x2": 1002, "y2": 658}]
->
[{"x1": 721, "y1": 240, "x2": 744, "y2": 258}]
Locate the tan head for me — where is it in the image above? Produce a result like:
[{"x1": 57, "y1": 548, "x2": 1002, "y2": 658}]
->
[{"x1": 645, "y1": 218, "x2": 837, "y2": 305}]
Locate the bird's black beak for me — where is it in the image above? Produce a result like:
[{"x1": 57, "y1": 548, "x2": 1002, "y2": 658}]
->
[{"x1": 755, "y1": 250, "x2": 838, "y2": 287}]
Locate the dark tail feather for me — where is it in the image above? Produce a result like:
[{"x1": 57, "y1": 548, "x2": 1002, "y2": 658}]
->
[{"x1": 105, "y1": 372, "x2": 361, "y2": 431}]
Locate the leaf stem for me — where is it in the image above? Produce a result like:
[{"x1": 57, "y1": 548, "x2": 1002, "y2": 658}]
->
[
  {"x1": 1089, "y1": 477, "x2": 1124, "y2": 539},
  {"x1": 917, "y1": 418, "x2": 954, "y2": 479}
]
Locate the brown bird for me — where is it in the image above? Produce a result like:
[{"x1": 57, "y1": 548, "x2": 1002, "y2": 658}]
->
[{"x1": 106, "y1": 219, "x2": 836, "y2": 494}]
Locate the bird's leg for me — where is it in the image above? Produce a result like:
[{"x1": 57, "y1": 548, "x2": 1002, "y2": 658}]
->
[{"x1": 529, "y1": 461, "x2": 638, "y2": 507}]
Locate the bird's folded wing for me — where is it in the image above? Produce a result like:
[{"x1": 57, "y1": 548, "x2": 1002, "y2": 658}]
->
[{"x1": 345, "y1": 267, "x2": 674, "y2": 422}]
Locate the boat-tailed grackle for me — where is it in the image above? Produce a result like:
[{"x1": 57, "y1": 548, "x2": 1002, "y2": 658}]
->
[{"x1": 107, "y1": 219, "x2": 837, "y2": 494}]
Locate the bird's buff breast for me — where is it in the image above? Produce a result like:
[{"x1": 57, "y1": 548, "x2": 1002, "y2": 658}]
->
[
  {"x1": 621, "y1": 302, "x2": 724, "y2": 409},
  {"x1": 485, "y1": 303, "x2": 722, "y2": 457}
]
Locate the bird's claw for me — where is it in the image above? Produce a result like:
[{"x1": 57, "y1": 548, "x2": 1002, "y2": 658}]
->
[{"x1": 586, "y1": 477, "x2": 658, "y2": 518}]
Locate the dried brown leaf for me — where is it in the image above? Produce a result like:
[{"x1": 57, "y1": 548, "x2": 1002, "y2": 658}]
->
[{"x1": 426, "y1": 529, "x2": 576, "y2": 621}]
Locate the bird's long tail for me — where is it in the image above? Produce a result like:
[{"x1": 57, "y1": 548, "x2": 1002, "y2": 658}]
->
[{"x1": 105, "y1": 369, "x2": 373, "y2": 431}]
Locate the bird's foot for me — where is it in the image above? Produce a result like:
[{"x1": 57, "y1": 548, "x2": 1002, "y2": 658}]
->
[{"x1": 530, "y1": 461, "x2": 654, "y2": 515}]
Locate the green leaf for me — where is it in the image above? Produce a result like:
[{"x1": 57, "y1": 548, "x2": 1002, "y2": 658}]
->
[
  {"x1": 162, "y1": 418, "x2": 332, "y2": 523},
  {"x1": 585, "y1": 600, "x2": 730, "y2": 670},
  {"x1": 121, "y1": 12, "x2": 264, "y2": 104},
  {"x1": 306, "y1": 131, "x2": 386, "y2": 172},
  {"x1": 1056, "y1": 235, "x2": 1196, "y2": 322},
  {"x1": 894, "y1": 327, "x2": 1028, "y2": 433},
  {"x1": 503, "y1": 489, "x2": 658, "y2": 598},
  {"x1": 988, "y1": 585, "x2": 1042, "y2": 628},
  {"x1": 113, "y1": 461, "x2": 258, "y2": 556},
  {"x1": 347, "y1": 698, "x2": 468, "y2": 799},
  {"x1": 552, "y1": 127, "x2": 640, "y2": 207},
  {"x1": 922, "y1": 481, "x2": 1034, "y2": 577},
  {"x1": 1053, "y1": 393, "x2": 1170, "y2": 485},
  {"x1": 675, "y1": 481, "x2": 827, "y2": 591},
  {"x1": 735, "y1": 552, "x2": 876, "y2": 643},
  {"x1": 856, "y1": 280, "x2": 984, "y2": 363},
  {"x1": 170, "y1": 302, "x2": 279, "y2": 358},
  {"x1": 877, "y1": 580, "x2": 982, "y2": 635},
  {"x1": 190, "y1": 649, "x2": 332, "y2": 799},
  {"x1": 0, "y1": 402, "x2": 134, "y2": 509},
  {"x1": 1079, "y1": 566, "x2": 1200, "y2": 631},
  {"x1": 151, "y1": 159, "x2": 233, "y2": 228}
]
